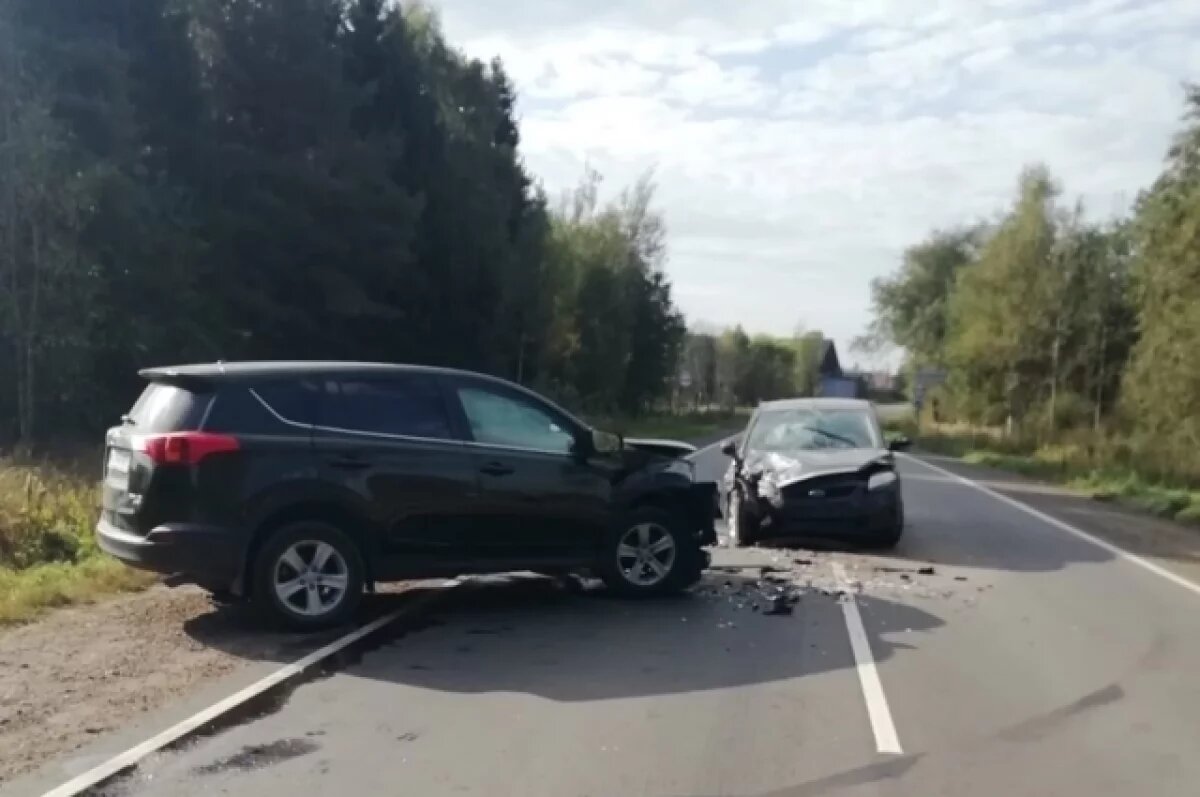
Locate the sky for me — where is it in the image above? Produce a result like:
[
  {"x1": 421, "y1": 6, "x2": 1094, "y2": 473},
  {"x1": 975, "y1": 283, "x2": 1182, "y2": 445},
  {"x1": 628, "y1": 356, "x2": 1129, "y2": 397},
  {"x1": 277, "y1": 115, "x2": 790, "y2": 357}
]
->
[{"x1": 429, "y1": 0, "x2": 1200, "y2": 368}]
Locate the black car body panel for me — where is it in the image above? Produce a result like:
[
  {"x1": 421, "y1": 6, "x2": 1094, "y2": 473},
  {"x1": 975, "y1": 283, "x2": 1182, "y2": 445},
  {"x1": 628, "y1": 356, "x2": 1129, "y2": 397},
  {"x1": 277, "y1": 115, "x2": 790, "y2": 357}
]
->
[{"x1": 96, "y1": 361, "x2": 717, "y2": 593}]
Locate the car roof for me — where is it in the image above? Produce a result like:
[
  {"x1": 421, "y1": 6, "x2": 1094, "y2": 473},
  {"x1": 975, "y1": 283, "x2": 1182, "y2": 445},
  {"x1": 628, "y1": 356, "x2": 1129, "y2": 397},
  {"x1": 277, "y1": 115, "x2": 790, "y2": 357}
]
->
[
  {"x1": 139, "y1": 360, "x2": 500, "y2": 384},
  {"x1": 137, "y1": 360, "x2": 588, "y2": 425},
  {"x1": 756, "y1": 397, "x2": 873, "y2": 412}
]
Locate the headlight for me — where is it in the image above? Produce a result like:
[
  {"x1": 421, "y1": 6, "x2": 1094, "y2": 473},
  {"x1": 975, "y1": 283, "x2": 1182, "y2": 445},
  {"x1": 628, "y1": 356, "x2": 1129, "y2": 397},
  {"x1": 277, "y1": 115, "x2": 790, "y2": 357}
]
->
[{"x1": 867, "y1": 471, "x2": 898, "y2": 491}]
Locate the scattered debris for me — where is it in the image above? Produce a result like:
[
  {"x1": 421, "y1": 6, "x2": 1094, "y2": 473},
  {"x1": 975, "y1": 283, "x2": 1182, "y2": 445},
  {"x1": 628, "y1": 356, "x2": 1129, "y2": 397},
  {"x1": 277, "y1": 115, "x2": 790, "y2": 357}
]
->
[
  {"x1": 918, "y1": 566, "x2": 936, "y2": 576},
  {"x1": 794, "y1": 558, "x2": 813, "y2": 566},
  {"x1": 763, "y1": 596, "x2": 794, "y2": 616},
  {"x1": 954, "y1": 576, "x2": 968, "y2": 582}
]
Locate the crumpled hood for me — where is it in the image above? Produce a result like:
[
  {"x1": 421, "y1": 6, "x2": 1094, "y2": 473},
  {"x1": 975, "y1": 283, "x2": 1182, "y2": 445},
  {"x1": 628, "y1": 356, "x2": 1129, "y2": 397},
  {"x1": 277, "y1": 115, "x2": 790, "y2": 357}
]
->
[{"x1": 744, "y1": 448, "x2": 888, "y2": 485}]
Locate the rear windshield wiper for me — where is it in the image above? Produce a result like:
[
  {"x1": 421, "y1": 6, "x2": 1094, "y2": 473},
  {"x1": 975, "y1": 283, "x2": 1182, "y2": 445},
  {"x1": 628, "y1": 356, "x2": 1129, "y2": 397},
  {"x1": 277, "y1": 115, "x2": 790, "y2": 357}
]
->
[{"x1": 120, "y1": 414, "x2": 136, "y2": 426}]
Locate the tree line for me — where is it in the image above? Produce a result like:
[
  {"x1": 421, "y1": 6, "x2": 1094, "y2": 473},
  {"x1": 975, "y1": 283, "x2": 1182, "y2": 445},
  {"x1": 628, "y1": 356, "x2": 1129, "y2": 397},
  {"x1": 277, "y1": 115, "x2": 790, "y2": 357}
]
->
[
  {"x1": 0, "y1": 0, "x2": 685, "y2": 446},
  {"x1": 862, "y1": 86, "x2": 1200, "y2": 483},
  {"x1": 676, "y1": 327, "x2": 829, "y2": 409}
]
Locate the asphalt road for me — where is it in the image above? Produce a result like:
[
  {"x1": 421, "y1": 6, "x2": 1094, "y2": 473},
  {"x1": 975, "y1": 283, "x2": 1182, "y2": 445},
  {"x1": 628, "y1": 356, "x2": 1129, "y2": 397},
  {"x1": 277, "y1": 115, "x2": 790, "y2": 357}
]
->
[{"x1": 49, "y1": 444, "x2": 1200, "y2": 796}]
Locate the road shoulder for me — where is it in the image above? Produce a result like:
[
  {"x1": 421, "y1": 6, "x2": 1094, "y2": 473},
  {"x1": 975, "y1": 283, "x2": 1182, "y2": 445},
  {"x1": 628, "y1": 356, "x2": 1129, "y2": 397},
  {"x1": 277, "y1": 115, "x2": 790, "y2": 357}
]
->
[{"x1": 906, "y1": 451, "x2": 1200, "y2": 588}]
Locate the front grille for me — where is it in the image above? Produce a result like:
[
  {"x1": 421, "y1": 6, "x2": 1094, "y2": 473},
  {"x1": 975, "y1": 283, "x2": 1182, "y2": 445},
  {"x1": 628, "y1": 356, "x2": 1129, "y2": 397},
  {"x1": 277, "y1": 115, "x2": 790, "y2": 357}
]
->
[{"x1": 782, "y1": 475, "x2": 862, "y2": 501}]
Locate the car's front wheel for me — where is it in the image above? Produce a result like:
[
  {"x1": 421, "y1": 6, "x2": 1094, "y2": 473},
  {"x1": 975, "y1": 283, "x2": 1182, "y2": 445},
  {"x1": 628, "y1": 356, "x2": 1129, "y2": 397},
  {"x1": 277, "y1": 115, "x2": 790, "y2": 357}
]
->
[
  {"x1": 599, "y1": 507, "x2": 701, "y2": 596},
  {"x1": 253, "y1": 521, "x2": 365, "y2": 629}
]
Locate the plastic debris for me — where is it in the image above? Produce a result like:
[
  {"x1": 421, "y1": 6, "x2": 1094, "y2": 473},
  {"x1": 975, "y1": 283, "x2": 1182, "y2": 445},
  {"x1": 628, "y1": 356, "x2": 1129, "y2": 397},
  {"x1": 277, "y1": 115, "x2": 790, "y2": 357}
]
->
[
  {"x1": 763, "y1": 596, "x2": 793, "y2": 616},
  {"x1": 918, "y1": 566, "x2": 936, "y2": 575}
]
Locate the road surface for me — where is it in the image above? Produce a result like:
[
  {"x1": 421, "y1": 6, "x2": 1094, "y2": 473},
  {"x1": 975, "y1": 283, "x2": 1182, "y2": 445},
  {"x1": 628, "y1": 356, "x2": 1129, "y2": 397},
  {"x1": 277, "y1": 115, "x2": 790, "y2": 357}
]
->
[{"x1": 31, "y1": 444, "x2": 1200, "y2": 796}]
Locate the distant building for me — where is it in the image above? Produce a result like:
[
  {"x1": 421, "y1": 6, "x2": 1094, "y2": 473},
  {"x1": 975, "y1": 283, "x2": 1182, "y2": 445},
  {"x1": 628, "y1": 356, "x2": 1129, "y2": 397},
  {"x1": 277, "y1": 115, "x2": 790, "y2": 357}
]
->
[{"x1": 816, "y1": 340, "x2": 866, "y2": 398}]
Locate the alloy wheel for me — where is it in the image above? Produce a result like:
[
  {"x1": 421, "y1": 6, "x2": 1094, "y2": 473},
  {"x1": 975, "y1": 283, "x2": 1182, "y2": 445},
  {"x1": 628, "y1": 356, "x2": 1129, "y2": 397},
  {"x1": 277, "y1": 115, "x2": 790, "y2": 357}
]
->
[{"x1": 616, "y1": 522, "x2": 677, "y2": 587}]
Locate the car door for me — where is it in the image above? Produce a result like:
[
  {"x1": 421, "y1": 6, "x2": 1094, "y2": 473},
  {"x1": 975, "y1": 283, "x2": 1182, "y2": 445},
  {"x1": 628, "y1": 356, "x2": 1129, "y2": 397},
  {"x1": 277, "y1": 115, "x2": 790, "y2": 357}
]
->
[
  {"x1": 446, "y1": 377, "x2": 612, "y2": 562},
  {"x1": 311, "y1": 373, "x2": 478, "y2": 572}
]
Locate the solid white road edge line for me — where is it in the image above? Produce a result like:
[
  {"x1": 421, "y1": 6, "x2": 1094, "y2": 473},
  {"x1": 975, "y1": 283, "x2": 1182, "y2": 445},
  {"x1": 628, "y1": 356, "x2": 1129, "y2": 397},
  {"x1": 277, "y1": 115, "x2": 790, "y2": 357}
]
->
[
  {"x1": 42, "y1": 587, "x2": 447, "y2": 797},
  {"x1": 901, "y1": 453, "x2": 1200, "y2": 599},
  {"x1": 832, "y1": 561, "x2": 903, "y2": 755}
]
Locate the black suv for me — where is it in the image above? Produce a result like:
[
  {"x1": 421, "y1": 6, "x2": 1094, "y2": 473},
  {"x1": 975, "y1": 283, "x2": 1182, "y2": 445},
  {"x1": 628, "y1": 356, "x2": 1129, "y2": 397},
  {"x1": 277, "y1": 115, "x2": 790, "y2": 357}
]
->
[{"x1": 97, "y1": 362, "x2": 717, "y2": 628}]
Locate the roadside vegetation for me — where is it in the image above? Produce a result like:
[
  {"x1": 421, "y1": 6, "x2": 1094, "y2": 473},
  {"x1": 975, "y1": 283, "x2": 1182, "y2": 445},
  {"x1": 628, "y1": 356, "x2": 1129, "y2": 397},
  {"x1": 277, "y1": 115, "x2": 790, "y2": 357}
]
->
[
  {"x1": 863, "y1": 85, "x2": 1200, "y2": 530},
  {"x1": 0, "y1": 456, "x2": 153, "y2": 624},
  {"x1": 588, "y1": 408, "x2": 750, "y2": 443}
]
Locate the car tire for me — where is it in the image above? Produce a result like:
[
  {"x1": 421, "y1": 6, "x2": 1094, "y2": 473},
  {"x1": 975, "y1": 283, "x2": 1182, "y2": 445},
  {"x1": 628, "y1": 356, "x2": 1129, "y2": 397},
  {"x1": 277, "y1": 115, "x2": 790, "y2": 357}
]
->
[
  {"x1": 726, "y1": 489, "x2": 760, "y2": 548},
  {"x1": 598, "y1": 506, "x2": 702, "y2": 597},
  {"x1": 253, "y1": 521, "x2": 365, "y2": 630}
]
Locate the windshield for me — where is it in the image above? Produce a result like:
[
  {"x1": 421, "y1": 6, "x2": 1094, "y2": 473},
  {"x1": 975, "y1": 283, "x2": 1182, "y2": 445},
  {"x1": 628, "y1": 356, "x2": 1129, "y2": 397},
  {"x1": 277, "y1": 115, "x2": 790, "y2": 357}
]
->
[{"x1": 745, "y1": 407, "x2": 881, "y2": 452}]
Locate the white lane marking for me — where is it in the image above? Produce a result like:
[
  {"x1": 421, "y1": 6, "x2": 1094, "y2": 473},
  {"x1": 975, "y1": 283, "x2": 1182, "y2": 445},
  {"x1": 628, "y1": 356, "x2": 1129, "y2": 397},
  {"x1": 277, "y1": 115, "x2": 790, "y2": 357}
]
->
[
  {"x1": 42, "y1": 588, "x2": 447, "y2": 797},
  {"x1": 902, "y1": 453, "x2": 1200, "y2": 598},
  {"x1": 832, "y1": 562, "x2": 903, "y2": 755}
]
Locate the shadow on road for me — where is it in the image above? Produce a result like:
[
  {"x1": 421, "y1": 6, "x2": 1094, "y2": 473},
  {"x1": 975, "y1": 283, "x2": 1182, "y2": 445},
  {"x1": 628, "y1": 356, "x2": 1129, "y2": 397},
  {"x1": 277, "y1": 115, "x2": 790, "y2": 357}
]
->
[{"x1": 187, "y1": 573, "x2": 944, "y2": 704}]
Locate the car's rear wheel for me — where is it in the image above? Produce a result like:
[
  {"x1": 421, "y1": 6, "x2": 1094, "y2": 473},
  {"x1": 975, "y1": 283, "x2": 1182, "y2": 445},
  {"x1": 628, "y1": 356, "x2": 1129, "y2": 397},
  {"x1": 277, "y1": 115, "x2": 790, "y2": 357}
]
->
[
  {"x1": 726, "y1": 489, "x2": 760, "y2": 548},
  {"x1": 253, "y1": 521, "x2": 365, "y2": 630},
  {"x1": 599, "y1": 507, "x2": 701, "y2": 596}
]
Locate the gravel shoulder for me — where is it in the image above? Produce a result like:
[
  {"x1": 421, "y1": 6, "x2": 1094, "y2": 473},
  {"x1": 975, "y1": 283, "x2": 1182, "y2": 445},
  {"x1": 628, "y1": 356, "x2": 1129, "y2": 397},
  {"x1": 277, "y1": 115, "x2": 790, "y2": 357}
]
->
[{"x1": 0, "y1": 583, "x2": 368, "y2": 786}]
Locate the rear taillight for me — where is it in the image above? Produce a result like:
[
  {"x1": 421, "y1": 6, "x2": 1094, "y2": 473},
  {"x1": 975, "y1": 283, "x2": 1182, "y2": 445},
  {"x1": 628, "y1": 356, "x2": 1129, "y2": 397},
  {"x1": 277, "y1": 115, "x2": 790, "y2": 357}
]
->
[{"x1": 134, "y1": 432, "x2": 240, "y2": 465}]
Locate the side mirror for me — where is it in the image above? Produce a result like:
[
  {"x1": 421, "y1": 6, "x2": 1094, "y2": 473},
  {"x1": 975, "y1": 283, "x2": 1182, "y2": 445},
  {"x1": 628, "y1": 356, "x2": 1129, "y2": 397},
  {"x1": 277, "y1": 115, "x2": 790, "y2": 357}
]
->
[
  {"x1": 888, "y1": 435, "x2": 912, "y2": 452},
  {"x1": 591, "y1": 429, "x2": 623, "y2": 456},
  {"x1": 720, "y1": 439, "x2": 739, "y2": 458}
]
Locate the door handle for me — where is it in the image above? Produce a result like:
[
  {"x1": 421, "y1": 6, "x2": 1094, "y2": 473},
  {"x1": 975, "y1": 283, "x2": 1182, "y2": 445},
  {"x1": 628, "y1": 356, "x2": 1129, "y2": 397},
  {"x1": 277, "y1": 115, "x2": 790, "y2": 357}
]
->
[
  {"x1": 479, "y1": 462, "x2": 514, "y2": 477},
  {"x1": 328, "y1": 454, "x2": 371, "y2": 470}
]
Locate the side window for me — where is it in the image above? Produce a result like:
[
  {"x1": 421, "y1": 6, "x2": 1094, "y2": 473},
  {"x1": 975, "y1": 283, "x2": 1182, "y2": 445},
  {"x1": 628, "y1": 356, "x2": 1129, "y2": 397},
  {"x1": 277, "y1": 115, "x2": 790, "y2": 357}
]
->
[
  {"x1": 253, "y1": 380, "x2": 322, "y2": 425},
  {"x1": 456, "y1": 386, "x2": 575, "y2": 454},
  {"x1": 332, "y1": 377, "x2": 453, "y2": 440}
]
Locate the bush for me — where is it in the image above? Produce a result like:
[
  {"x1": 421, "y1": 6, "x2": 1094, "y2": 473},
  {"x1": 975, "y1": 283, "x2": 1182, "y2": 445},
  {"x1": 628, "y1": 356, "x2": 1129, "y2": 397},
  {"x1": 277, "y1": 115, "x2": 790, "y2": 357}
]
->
[
  {"x1": 0, "y1": 458, "x2": 99, "y2": 569},
  {"x1": 0, "y1": 453, "x2": 151, "y2": 623}
]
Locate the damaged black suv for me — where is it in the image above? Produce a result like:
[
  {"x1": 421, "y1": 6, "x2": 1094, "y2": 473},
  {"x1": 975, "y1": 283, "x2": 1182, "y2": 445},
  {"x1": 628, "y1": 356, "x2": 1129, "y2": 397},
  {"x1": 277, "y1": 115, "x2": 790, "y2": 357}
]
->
[{"x1": 97, "y1": 362, "x2": 717, "y2": 628}]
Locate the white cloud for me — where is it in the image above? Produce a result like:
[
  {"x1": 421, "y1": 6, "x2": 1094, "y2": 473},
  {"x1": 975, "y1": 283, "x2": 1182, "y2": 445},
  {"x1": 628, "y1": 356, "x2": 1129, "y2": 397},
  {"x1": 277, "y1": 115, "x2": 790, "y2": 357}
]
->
[{"x1": 430, "y1": 0, "x2": 1200, "y2": 361}]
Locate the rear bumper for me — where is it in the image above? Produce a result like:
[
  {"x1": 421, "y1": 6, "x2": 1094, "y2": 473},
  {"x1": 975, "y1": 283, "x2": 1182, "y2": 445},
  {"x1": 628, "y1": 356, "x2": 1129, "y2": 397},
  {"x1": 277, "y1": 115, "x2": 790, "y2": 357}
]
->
[{"x1": 96, "y1": 517, "x2": 245, "y2": 587}]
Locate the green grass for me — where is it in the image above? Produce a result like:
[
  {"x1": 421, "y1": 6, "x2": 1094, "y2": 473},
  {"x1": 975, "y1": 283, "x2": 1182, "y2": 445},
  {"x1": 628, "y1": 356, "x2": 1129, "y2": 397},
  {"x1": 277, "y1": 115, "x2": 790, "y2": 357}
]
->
[
  {"x1": 0, "y1": 557, "x2": 154, "y2": 624},
  {"x1": 909, "y1": 428, "x2": 1200, "y2": 528},
  {"x1": 0, "y1": 454, "x2": 153, "y2": 624},
  {"x1": 586, "y1": 409, "x2": 750, "y2": 443}
]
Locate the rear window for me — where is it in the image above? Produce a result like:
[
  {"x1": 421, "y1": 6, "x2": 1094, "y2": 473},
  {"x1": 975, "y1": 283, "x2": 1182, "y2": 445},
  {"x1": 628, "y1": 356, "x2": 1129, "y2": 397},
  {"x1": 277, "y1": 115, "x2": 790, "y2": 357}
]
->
[
  {"x1": 252, "y1": 380, "x2": 322, "y2": 425},
  {"x1": 126, "y1": 383, "x2": 212, "y2": 432},
  {"x1": 331, "y1": 377, "x2": 453, "y2": 439}
]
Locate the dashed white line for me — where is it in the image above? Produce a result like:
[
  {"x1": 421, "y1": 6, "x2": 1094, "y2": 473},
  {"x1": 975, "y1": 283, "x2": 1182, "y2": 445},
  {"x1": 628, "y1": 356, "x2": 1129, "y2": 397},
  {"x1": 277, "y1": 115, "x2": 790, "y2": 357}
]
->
[
  {"x1": 901, "y1": 453, "x2": 1200, "y2": 599},
  {"x1": 832, "y1": 561, "x2": 903, "y2": 755}
]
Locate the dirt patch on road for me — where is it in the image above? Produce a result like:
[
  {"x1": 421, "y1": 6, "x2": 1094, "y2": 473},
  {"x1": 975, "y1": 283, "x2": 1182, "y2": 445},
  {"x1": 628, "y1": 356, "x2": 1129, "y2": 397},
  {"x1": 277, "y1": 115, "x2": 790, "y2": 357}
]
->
[{"x1": 0, "y1": 585, "x2": 308, "y2": 784}]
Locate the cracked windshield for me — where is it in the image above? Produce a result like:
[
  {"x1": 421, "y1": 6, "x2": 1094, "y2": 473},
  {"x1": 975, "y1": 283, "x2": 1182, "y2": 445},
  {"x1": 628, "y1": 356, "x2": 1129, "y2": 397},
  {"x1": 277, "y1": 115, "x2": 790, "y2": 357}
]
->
[{"x1": 4, "y1": 1, "x2": 1200, "y2": 796}]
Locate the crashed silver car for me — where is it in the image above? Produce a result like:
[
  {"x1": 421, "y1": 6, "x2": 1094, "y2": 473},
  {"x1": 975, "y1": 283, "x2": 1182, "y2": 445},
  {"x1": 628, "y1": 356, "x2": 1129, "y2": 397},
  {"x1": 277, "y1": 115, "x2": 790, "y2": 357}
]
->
[{"x1": 718, "y1": 398, "x2": 910, "y2": 548}]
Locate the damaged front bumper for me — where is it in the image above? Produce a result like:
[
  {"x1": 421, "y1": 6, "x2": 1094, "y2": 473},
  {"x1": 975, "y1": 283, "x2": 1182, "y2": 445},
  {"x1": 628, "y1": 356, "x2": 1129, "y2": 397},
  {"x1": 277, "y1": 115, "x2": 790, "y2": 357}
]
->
[{"x1": 747, "y1": 477, "x2": 900, "y2": 540}]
